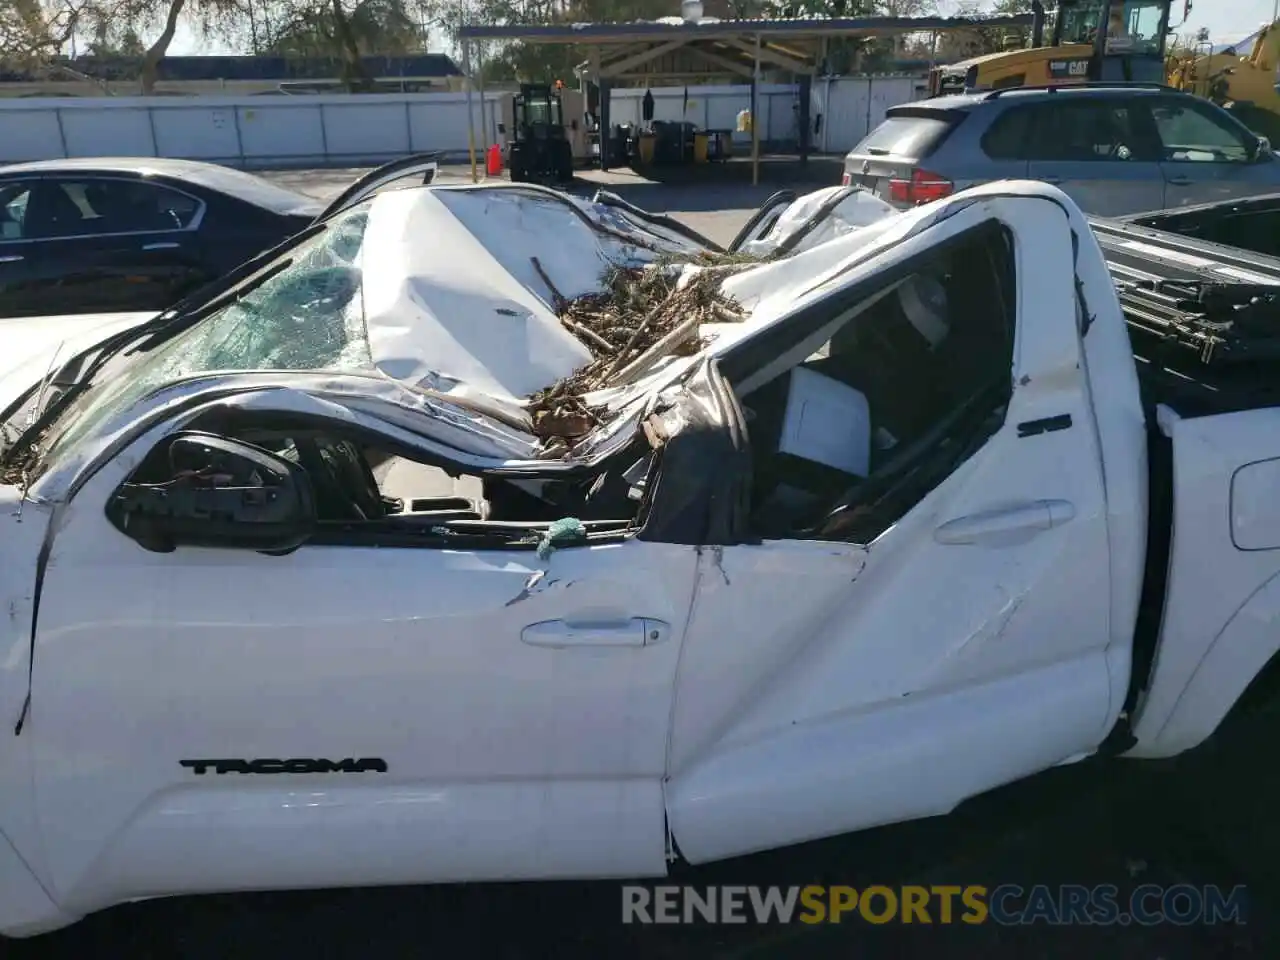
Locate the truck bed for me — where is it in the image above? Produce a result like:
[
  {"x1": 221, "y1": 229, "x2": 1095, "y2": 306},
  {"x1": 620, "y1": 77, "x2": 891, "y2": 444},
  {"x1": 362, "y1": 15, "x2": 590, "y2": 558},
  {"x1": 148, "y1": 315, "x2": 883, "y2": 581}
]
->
[
  {"x1": 1121, "y1": 193, "x2": 1280, "y2": 261},
  {"x1": 1089, "y1": 212, "x2": 1280, "y2": 418}
]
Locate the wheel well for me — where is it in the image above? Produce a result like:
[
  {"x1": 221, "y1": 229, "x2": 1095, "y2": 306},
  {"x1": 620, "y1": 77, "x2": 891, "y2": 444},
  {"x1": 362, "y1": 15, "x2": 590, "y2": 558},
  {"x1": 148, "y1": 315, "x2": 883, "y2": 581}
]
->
[{"x1": 1220, "y1": 647, "x2": 1280, "y2": 731}]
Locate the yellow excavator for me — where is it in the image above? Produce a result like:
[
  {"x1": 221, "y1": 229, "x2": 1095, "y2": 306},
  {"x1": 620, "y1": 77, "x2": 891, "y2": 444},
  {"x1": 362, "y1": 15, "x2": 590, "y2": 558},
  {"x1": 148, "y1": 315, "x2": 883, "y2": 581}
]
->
[
  {"x1": 1167, "y1": 22, "x2": 1280, "y2": 142},
  {"x1": 929, "y1": 1, "x2": 1177, "y2": 96}
]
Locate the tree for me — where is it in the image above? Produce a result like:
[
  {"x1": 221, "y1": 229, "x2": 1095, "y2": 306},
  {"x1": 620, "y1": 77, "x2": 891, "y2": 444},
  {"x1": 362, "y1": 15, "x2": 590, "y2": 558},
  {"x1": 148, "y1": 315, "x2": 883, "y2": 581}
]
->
[
  {"x1": 875, "y1": 0, "x2": 935, "y2": 16},
  {"x1": 136, "y1": 0, "x2": 192, "y2": 93},
  {"x1": 265, "y1": 0, "x2": 427, "y2": 57},
  {"x1": 56, "y1": 0, "x2": 242, "y2": 92},
  {"x1": 932, "y1": 0, "x2": 1033, "y2": 60},
  {"x1": 1, "y1": 1, "x2": 89, "y2": 71},
  {"x1": 85, "y1": 20, "x2": 147, "y2": 56},
  {"x1": 872, "y1": 1, "x2": 937, "y2": 57}
]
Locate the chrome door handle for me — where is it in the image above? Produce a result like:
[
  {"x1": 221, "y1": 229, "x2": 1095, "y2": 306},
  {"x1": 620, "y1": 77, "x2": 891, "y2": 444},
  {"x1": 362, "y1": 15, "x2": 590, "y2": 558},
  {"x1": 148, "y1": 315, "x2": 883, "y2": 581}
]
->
[
  {"x1": 521, "y1": 618, "x2": 670, "y2": 648},
  {"x1": 934, "y1": 500, "x2": 1075, "y2": 546},
  {"x1": 141, "y1": 242, "x2": 180, "y2": 251},
  {"x1": 0, "y1": 254, "x2": 24, "y2": 263}
]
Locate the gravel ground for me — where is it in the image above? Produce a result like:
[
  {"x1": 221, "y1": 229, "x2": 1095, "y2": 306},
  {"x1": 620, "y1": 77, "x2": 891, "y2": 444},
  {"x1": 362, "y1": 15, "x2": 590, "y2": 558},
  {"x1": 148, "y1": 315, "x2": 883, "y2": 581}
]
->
[{"x1": 8, "y1": 163, "x2": 1278, "y2": 958}]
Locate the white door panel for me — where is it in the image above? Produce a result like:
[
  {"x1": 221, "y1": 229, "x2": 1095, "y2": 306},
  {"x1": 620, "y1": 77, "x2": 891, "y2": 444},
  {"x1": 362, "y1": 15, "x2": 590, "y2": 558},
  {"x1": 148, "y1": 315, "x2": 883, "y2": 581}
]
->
[
  {"x1": 667, "y1": 198, "x2": 1117, "y2": 863},
  {"x1": 32, "y1": 456, "x2": 694, "y2": 907},
  {"x1": 667, "y1": 542, "x2": 868, "y2": 774},
  {"x1": 667, "y1": 653, "x2": 1111, "y2": 864},
  {"x1": 81, "y1": 779, "x2": 668, "y2": 900}
]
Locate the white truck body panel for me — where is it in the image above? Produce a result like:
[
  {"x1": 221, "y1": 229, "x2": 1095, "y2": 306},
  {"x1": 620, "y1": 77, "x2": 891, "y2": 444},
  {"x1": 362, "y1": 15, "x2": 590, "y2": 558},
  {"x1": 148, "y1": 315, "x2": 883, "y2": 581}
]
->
[
  {"x1": 667, "y1": 198, "x2": 1119, "y2": 861},
  {"x1": 0, "y1": 180, "x2": 1276, "y2": 936},
  {"x1": 1130, "y1": 406, "x2": 1280, "y2": 757},
  {"x1": 30, "y1": 410, "x2": 691, "y2": 904}
]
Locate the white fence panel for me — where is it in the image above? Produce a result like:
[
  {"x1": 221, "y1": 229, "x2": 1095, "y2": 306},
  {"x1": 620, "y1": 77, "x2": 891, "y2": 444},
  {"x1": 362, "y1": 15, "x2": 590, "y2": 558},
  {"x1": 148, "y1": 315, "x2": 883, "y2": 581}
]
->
[
  {"x1": 704, "y1": 89, "x2": 747, "y2": 134},
  {"x1": 816, "y1": 76, "x2": 925, "y2": 154},
  {"x1": 3, "y1": 110, "x2": 64, "y2": 162},
  {"x1": 62, "y1": 106, "x2": 154, "y2": 156},
  {"x1": 0, "y1": 92, "x2": 505, "y2": 166},
  {"x1": 0, "y1": 80, "x2": 920, "y2": 166},
  {"x1": 237, "y1": 102, "x2": 326, "y2": 161},
  {"x1": 152, "y1": 105, "x2": 241, "y2": 159},
  {"x1": 322, "y1": 100, "x2": 412, "y2": 157},
  {"x1": 610, "y1": 84, "x2": 799, "y2": 146}
]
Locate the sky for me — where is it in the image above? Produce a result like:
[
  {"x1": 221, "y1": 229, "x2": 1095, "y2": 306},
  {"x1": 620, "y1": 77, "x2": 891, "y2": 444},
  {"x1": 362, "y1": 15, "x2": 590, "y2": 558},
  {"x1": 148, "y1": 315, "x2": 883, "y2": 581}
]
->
[
  {"x1": 161, "y1": 1, "x2": 1275, "y2": 56},
  {"x1": 1174, "y1": 0, "x2": 1277, "y2": 45}
]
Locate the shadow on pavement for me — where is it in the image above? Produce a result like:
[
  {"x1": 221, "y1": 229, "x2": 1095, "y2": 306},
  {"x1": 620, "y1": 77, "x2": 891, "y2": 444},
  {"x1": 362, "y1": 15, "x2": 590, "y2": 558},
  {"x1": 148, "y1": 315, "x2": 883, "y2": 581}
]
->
[{"x1": 563, "y1": 157, "x2": 843, "y2": 216}]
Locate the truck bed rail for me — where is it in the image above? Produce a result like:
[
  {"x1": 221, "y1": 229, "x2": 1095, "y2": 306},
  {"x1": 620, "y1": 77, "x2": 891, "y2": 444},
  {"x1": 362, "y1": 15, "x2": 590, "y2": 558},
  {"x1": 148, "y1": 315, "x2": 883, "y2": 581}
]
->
[
  {"x1": 1089, "y1": 215, "x2": 1280, "y2": 413},
  {"x1": 1091, "y1": 216, "x2": 1280, "y2": 364}
]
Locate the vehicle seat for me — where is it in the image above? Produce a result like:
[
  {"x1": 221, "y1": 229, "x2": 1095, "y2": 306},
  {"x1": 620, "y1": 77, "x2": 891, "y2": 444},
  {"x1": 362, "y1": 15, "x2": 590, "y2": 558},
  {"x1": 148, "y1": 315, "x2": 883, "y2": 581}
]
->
[
  {"x1": 40, "y1": 188, "x2": 89, "y2": 237},
  {"x1": 0, "y1": 204, "x2": 19, "y2": 240}
]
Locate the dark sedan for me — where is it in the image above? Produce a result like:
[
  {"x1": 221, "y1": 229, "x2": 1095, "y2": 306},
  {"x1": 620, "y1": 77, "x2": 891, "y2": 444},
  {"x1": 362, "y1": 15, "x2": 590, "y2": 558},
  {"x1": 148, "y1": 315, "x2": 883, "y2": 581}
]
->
[{"x1": 0, "y1": 154, "x2": 438, "y2": 318}]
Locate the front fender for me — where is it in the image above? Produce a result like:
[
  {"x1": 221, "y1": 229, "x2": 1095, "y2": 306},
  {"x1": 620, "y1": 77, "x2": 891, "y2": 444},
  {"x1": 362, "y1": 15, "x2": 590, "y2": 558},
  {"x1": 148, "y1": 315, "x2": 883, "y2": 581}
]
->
[{"x1": 1129, "y1": 569, "x2": 1280, "y2": 759}]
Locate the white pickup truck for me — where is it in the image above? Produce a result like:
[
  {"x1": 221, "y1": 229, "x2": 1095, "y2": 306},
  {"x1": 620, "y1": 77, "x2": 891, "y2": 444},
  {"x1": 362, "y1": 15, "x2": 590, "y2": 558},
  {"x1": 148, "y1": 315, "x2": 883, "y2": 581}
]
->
[{"x1": 1, "y1": 178, "x2": 1279, "y2": 937}]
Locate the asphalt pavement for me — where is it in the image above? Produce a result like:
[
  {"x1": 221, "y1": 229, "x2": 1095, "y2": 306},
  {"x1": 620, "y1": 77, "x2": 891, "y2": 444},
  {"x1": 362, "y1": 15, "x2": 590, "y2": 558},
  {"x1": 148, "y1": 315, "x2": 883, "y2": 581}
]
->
[
  {"x1": 8, "y1": 163, "x2": 1280, "y2": 958},
  {"x1": 257, "y1": 161, "x2": 814, "y2": 248}
]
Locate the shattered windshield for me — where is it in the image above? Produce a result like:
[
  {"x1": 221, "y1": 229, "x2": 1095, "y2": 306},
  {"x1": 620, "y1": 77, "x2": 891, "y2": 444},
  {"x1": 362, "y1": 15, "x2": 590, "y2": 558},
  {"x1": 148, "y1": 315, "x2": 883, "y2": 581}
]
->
[{"x1": 39, "y1": 202, "x2": 374, "y2": 468}]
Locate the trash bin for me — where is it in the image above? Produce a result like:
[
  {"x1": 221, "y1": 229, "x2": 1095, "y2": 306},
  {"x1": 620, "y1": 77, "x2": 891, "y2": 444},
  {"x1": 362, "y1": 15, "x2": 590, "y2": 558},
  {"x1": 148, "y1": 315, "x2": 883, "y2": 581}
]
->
[
  {"x1": 637, "y1": 132, "x2": 656, "y2": 165},
  {"x1": 693, "y1": 132, "x2": 709, "y2": 163}
]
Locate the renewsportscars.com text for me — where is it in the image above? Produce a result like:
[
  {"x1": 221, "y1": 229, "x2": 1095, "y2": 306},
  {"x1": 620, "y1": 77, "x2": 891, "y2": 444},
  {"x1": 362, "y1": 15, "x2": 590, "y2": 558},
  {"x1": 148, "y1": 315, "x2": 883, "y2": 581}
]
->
[{"x1": 621, "y1": 884, "x2": 1249, "y2": 926}]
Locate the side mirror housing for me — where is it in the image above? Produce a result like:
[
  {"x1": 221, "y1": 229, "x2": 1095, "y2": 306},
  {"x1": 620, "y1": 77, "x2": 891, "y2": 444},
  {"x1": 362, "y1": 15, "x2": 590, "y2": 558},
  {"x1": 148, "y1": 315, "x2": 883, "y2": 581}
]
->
[
  {"x1": 108, "y1": 432, "x2": 316, "y2": 554},
  {"x1": 1256, "y1": 135, "x2": 1273, "y2": 159}
]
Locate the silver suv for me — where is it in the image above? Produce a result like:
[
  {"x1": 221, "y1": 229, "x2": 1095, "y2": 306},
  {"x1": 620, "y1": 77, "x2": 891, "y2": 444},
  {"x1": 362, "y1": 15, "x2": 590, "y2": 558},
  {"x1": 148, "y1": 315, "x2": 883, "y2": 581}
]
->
[{"x1": 843, "y1": 84, "x2": 1280, "y2": 217}]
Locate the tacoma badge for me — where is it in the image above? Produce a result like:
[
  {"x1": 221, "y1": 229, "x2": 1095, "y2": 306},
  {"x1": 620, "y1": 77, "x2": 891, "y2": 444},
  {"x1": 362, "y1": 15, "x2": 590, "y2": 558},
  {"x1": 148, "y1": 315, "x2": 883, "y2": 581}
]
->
[{"x1": 180, "y1": 758, "x2": 388, "y2": 775}]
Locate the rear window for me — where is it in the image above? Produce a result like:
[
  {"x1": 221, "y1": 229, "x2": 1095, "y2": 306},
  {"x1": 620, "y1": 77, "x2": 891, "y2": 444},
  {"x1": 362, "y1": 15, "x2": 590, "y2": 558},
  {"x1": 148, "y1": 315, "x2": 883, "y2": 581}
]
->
[{"x1": 852, "y1": 114, "x2": 955, "y2": 159}]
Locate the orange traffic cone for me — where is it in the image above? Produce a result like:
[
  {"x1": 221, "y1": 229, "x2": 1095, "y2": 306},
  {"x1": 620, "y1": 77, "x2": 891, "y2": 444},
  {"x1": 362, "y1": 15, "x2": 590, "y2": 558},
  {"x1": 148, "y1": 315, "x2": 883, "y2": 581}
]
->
[{"x1": 486, "y1": 143, "x2": 503, "y2": 176}]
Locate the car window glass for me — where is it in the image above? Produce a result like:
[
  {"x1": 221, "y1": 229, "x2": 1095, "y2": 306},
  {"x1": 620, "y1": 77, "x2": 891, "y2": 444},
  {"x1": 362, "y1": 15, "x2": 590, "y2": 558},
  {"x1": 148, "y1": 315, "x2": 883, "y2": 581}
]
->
[
  {"x1": 852, "y1": 116, "x2": 952, "y2": 159},
  {"x1": 1027, "y1": 100, "x2": 1150, "y2": 162},
  {"x1": 1150, "y1": 100, "x2": 1251, "y2": 163},
  {"x1": 0, "y1": 182, "x2": 33, "y2": 241},
  {"x1": 39, "y1": 203, "x2": 374, "y2": 469},
  {"x1": 1104, "y1": 1, "x2": 1166, "y2": 56},
  {"x1": 981, "y1": 108, "x2": 1033, "y2": 160},
  {"x1": 37, "y1": 179, "x2": 202, "y2": 238},
  {"x1": 1057, "y1": 2, "x2": 1102, "y2": 44},
  {"x1": 1058, "y1": 1, "x2": 1165, "y2": 57}
]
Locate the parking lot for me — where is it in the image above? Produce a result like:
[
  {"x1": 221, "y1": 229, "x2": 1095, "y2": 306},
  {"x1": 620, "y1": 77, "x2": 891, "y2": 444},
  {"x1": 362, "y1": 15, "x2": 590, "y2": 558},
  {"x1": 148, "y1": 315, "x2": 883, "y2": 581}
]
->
[
  {"x1": 5, "y1": 160, "x2": 1279, "y2": 959},
  {"x1": 259, "y1": 159, "x2": 820, "y2": 247}
]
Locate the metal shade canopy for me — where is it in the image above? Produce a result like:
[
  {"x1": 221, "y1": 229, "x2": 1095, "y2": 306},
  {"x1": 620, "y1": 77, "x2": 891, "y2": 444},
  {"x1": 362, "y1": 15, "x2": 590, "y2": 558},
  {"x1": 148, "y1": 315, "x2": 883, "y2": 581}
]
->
[{"x1": 456, "y1": 13, "x2": 1036, "y2": 182}]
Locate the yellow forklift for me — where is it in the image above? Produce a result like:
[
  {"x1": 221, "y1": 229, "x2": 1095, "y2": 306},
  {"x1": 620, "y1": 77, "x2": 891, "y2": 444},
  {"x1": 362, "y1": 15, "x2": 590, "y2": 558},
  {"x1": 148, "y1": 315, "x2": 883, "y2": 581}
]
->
[
  {"x1": 1168, "y1": 21, "x2": 1280, "y2": 143},
  {"x1": 929, "y1": 0, "x2": 1177, "y2": 96}
]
